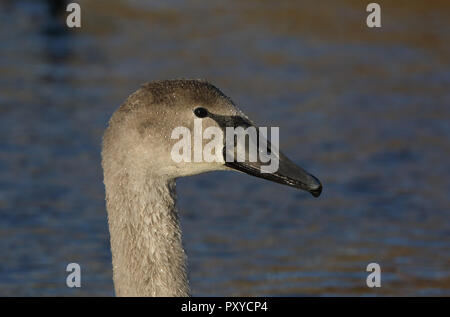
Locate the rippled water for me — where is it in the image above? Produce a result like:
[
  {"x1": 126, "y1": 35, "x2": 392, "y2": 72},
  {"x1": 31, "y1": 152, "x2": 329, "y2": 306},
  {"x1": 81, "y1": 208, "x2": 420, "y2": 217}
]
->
[{"x1": 0, "y1": 0, "x2": 449, "y2": 296}]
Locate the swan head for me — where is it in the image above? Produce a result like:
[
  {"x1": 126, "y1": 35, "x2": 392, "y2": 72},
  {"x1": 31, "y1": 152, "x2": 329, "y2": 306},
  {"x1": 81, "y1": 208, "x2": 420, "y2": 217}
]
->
[{"x1": 102, "y1": 79, "x2": 322, "y2": 197}]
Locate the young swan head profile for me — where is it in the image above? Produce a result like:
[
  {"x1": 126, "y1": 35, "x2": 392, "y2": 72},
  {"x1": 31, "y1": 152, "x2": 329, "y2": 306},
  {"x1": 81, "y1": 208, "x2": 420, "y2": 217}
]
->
[
  {"x1": 101, "y1": 79, "x2": 322, "y2": 297},
  {"x1": 103, "y1": 79, "x2": 322, "y2": 194}
]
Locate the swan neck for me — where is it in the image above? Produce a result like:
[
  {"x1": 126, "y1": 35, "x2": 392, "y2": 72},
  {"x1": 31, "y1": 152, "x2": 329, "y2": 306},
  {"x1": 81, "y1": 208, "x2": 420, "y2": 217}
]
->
[{"x1": 105, "y1": 175, "x2": 189, "y2": 296}]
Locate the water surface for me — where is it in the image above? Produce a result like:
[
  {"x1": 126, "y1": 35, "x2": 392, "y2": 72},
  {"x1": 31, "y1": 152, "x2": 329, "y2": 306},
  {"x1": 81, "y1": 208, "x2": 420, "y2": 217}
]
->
[{"x1": 0, "y1": 0, "x2": 449, "y2": 296}]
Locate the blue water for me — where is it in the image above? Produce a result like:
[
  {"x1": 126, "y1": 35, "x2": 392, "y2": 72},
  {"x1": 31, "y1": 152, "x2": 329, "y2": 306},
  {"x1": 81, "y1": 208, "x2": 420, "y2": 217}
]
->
[{"x1": 0, "y1": 0, "x2": 449, "y2": 296}]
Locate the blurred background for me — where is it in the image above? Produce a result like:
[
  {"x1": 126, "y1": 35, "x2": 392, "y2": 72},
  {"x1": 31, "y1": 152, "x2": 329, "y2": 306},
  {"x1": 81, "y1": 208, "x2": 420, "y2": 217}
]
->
[{"x1": 0, "y1": 0, "x2": 449, "y2": 296}]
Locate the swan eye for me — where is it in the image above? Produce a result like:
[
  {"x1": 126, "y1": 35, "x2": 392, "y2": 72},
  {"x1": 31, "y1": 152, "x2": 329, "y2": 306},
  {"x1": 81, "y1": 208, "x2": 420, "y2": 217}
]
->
[{"x1": 194, "y1": 107, "x2": 208, "y2": 118}]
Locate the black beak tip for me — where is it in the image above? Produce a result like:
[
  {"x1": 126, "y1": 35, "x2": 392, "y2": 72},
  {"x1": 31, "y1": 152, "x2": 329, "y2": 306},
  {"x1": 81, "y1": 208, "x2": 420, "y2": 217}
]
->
[
  {"x1": 307, "y1": 175, "x2": 322, "y2": 198},
  {"x1": 309, "y1": 185, "x2": 322, "y2": 197}
]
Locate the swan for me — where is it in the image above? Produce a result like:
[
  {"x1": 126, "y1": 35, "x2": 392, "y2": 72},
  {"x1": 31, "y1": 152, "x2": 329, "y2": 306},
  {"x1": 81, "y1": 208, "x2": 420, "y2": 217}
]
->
[{"x1": 101, "y1": 79, "x2": 322, "y2": 296}]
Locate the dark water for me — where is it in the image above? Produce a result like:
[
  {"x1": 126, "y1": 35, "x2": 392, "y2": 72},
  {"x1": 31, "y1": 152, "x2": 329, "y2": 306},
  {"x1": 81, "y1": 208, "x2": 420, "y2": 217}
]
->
[{"x1": 0, "y1": 0, "x2": 449, "y2": 296}]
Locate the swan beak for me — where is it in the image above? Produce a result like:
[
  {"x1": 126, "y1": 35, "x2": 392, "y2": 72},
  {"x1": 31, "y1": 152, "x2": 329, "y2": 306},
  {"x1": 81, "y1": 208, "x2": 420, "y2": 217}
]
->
[{"x1": 224, "y1": 146, "x2": 322, "y2": 198}]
